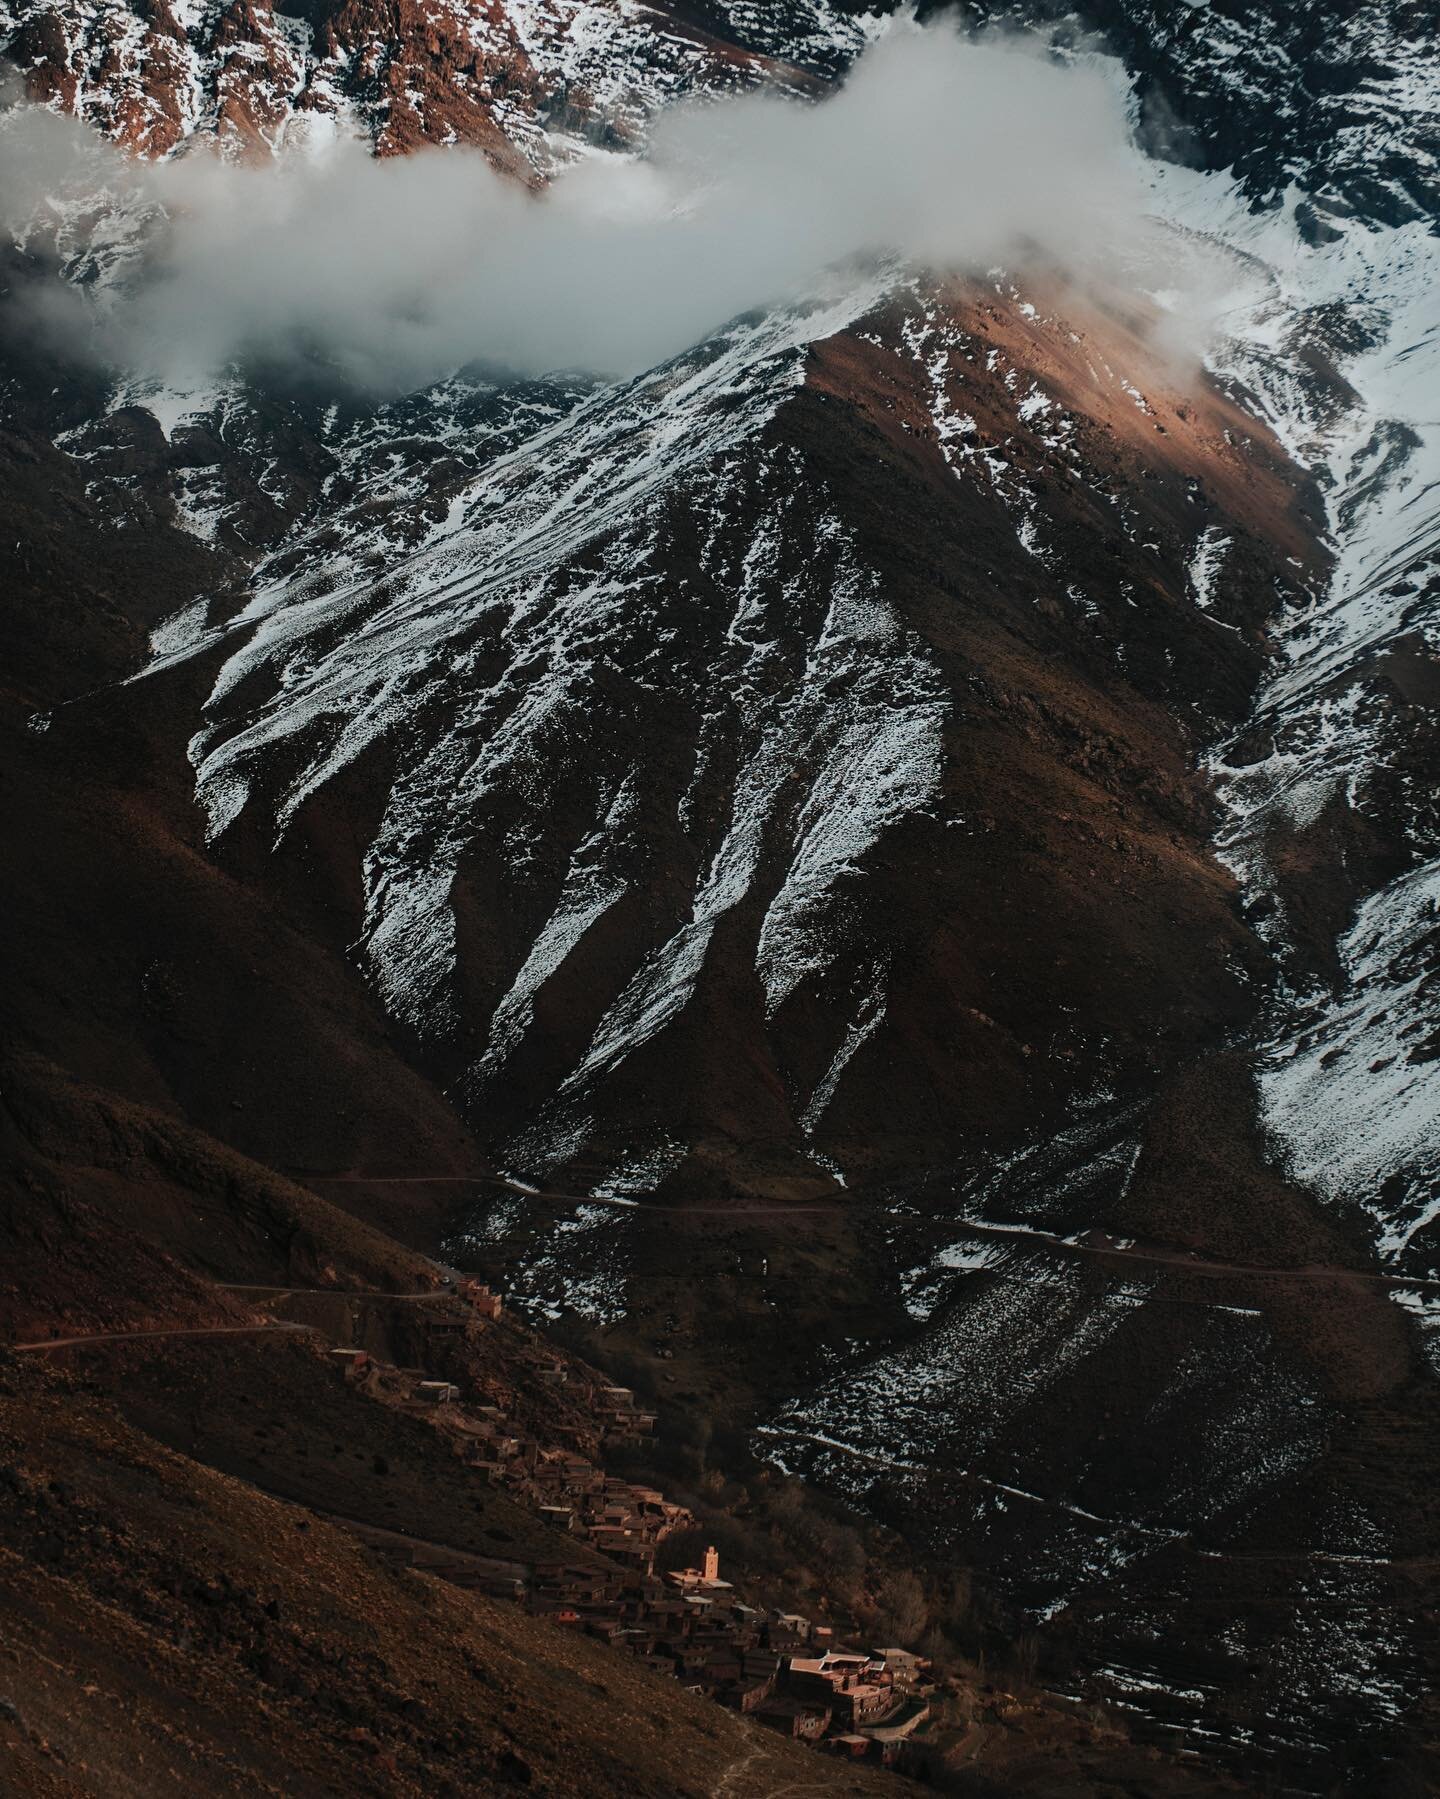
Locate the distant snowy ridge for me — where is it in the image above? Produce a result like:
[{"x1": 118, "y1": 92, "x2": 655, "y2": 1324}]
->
[
  {"x1": 1164, "y1": 169, "x2": 1440, "y2": 1269},
  {"x1": 0, "y1": 0, "x2": 880, "y2": 165}
]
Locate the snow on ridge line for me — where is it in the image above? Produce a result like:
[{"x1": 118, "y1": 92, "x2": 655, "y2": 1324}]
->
[
  {"x1": 1261, "y1": 858, "x2": 1440, "y2": 1261},
  {"x1": 485, "y1": 439, "x2": 945, "y2": 1174},
  {"x1": 183, "y1": 275, "x2": 887, "y2": 806},
  {"x1": 0, "y1": 0, "x2": 882, "y2": 172},
  {"x1": 1169, "y1": 167, "x2": 1440, "y2": 1264},
  {"x1": 174, "y1": 272, "x2": 946, "y2": 1158}
]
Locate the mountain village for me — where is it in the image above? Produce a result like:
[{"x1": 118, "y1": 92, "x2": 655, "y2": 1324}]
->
[{"x1": 324, "y1": 1278, "x2": 938, "y2": 1771}]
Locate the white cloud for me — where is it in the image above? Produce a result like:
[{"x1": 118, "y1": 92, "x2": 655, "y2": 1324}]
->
[{"x1": 0, "y1": 23, "x2": 1179, "y2": 393}]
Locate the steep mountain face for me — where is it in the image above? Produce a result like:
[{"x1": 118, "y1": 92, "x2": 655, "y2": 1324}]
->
[
  {"x1": 1194, "y1": 206, "x2": 1440, "y2": 1274},
  {"x1": 0, "y1": 0, "x2": 862, "y2": 162},
  {"x1": 4, "y1": 2, "x2": 1440, "y2": 1791},
  {"x1": 13, "y1": 0, "x2": 1431, "y2": 212},
  {"x1": 947, "y1": 0, "x2": 1440, "y2": 226},
  {"x1": 148, "y1": 270, "x2": 1317, "y2": 1207}
]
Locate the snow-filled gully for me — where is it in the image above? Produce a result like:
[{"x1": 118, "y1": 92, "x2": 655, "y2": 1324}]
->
[{"x1": 1199, "y1": 202, "x2": 1440, "y2": 1272}]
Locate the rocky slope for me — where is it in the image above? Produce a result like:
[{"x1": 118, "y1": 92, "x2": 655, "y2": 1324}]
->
[
  {"x1": 146, "y1": 265, "x2": 1320, "y2": 1206},
  {"x1": 0, "y1": 1351, "x2": 907, "y2": 1799},
  {"x1": 3, "y1": 2, "x2": 1440, "y2": 1792},
  {"x1": 947, "y1": 0, "x2": 1440, "y2": 225},
  {"x1": 0, "y1": 0, "x2": 859, "y2": 163}
]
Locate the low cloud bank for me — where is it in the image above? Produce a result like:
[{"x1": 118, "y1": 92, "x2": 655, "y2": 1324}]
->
[{"x1": 1, "y1": 24, "x2": 1191, "y2": 393}]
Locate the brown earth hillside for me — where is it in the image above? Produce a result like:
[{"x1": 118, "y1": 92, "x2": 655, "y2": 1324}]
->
[{"x1": 0, "y1": 1352, "x2": 902, "y2": 1799}]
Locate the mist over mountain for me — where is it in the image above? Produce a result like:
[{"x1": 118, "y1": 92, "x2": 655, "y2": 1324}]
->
[{"x1": 2, "y1": 24, "x2": 1200, "y2": 391}]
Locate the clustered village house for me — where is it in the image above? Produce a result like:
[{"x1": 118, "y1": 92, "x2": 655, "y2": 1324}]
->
[{"x1": 326, "y1": 1280, "x2": 937, "y2": 1767}]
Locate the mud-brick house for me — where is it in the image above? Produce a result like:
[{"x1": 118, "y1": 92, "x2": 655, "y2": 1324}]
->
[
  {"x1": 426, "y1": 1312, "x2": 479, "y2": 1342},
  {"x1": 329, "y1": 1349, "x2": 370, "y2": 1380},
  {"x1": 784, "y1": 1664, "x2": 895, "y2": 1732},
  {"x1": 817, "y1": 1652, "x2": 873, "y2": 1681},
  {"x1": 766, "y1": 1612, "x2": 812, "y2": 1650},
  {"x1": 642, "y1": 1597, "x2": 688, "y2": 1632},
  {"x1": 786, "y1": 1653, "x2": 895, "y2": 1729},
  {"x1": 756, "y1": 1697, "x2": 832, "y2": 1741},
  {"x1": 448, "y1": 1416, "x2": 496, "y2": 1455},
  {"x1": 416, "y1": 1380, "x2": 460, "y2": 1404},
  {"x1": 849, "y1": 1685, "x2": 898, "y2": 1729},
  {"x1": 540, "y1": 1566, "x2": 617, "y2": 1605},
  {"x1": 587, "y1": 1519, "x2": 637, "y2": 1547},
  {"x1": 877, "y1": 1647, "x2": 929, "y2": 1689},
  {"x1": 623, "y1": 1575, "x2": 667, "y2": 1608},
  {"x1": 593, "y1": 1535, "x2": 656, "y2": 1575},
  {"x1": 665, "y1": 1643, "x2": 711, "y2": 1678},
  {"x1": 730, "y1": 1675, "x2": 777, "y2": 1714},
  {"x1": 785, "y1": 1660, "x2": 845, "y2": 1706},
  {"x1": 457, "y1": 1279, "x2": 503, "y2": 1320},
  {"x1": 475, "y1": 1574, "x2": 526, "y2": 1602},
  {"x1": 701, "y1": 1651, "x2": 744, "y2": 1688}
]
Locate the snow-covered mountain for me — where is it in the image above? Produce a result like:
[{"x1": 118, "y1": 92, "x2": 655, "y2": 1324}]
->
[
  {"x1": 4, "y1": 1, "x2": 1439, "y2": 1785},
  {"x1": 969, "y1": 0, "x2": 1440, "y2": 225},
  {"x1": 0, "y1": 0, "x2": 873, "y2": 162}
]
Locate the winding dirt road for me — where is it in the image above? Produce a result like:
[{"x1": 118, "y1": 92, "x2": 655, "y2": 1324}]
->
[
  {"x1": 301, "y1": 1172, "x2": 1440, "y2": 1294},
  {"x1": 12, "y1": 1321, "x2": 319, "y2": 1353}
]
